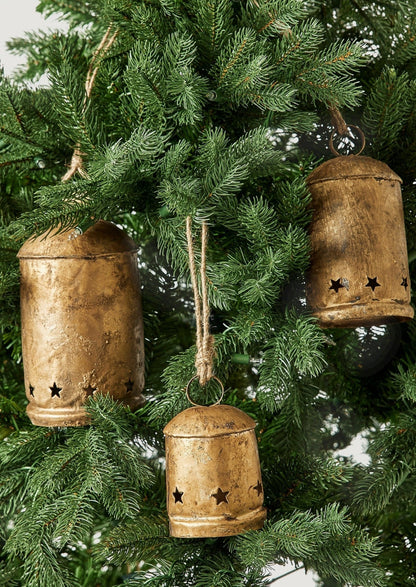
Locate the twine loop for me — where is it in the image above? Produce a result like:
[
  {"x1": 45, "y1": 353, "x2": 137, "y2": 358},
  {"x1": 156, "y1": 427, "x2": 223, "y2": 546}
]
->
[
  {"x1": 328, "y1": 106, "x2": 365, "y2": 156},
  {"x1": 186, "y1": 216, "x2": 216, "y2": 387},
  {"x1": 185, "y1": 375, "x2": 224, "y2": 407},
  {"x1": 329, "y1": 125, "x2": 366, "y2": 157}
]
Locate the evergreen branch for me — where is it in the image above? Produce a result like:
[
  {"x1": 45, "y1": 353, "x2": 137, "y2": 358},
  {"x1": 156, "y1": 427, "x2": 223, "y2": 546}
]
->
[
  {"x1": 0, "y1": 155, "x2": 38, "y2": 168},
  {"x1": 20, "y1": 541, "x2": 79, "y2": 587},
  {"x1": 258, "y1": 312, "x2": 326, "y2": 415},
  {"x1": 363, "y1": 68, "x2": 415, "y2": 157},
  {"x1": 0, "y1": 83, "x2": 27, "y2": 138},
  {"x1": 273, "y1": 19, "x2": 325, "y2": 70},
  {"x1": 192, "y1": 0, "x2": 234, "y2": 60},
  {"x1": 233, "y1": 505, "x2": 385, "y2": 586},
  {"x1": 242, "y1": 0, "x2": 308, "y2": 37},
  {"x1": 352, "y1": 411, "x2": 416, "y2": 515},
  {"x1": 95, "y1": 517, "x2": 169, "y2": 565},
  {"x1": 0, "y1": 428, "x2": 61, "y2": 469},
  {"x1": 217, "y1": 28, "x2": 258, "y2": 86},
  {"x1": 393, "y1": 364, "x2": 416, "y2": 402}
]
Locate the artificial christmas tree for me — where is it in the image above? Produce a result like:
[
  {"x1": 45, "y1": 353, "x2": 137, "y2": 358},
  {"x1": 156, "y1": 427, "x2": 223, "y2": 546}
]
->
[{"x1": 1, "y1": 1, "x2": 416, "y2": 586}]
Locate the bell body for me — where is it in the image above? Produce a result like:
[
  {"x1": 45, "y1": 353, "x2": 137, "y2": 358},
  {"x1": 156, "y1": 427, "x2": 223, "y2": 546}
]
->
[
  {"x1": 18, "y1": 220, "x2": 145, "y2": 427},
  {"x1": 306, "y1": 155, "x2": 413, "y2": 327},
  {"x1": 163, "y1": 404, "x2": 266, "y2": 538}
]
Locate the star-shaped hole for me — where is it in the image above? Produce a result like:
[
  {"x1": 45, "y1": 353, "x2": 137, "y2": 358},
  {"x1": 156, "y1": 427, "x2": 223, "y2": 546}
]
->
[
  {"x1": 401, "y1": 277, "x2": 409, "y2": 290},
  {"x1": 211, "y1": 488, "x2": 229, "y2": 505},
  {"x1": 50, "y1": 382, "x2": 62, "y2": 398},
  {"x1": 173, "y1": 487, "x2": 183, "y2": 503},
  {"x1": 83, "y1": 384, "x2": 96, "y2": 398},
  {"x1": 125, "y1": 379, "x2": 134, "y2": 394},
  {"x1": 253, "y1": 480, "x2": 263, "y2": 496},
  {"x1": 365, "y1": 276, "x2": 381, "y2": 292},
  {"x1": 29, "y1": 384, "x2": 35, "y2": 397},
  {"x1": 329, "y1": 278, "x2": 344, "y2": 293}
]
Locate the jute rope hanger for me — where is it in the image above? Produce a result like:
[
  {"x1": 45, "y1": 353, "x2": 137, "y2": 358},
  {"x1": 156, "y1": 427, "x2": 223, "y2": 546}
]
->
[
  {"x1": 328, "y1": 105, "x2": 366, "y2": 157},
  {"x1": 185, "y1": 217, "x2": 216, "y2": 386},
  {"x1": 328, "y1": 105, "x2": 349, "y2": 137},
  {"x1": 61, "y1": 24, "x2": 118, "y2": 182}
]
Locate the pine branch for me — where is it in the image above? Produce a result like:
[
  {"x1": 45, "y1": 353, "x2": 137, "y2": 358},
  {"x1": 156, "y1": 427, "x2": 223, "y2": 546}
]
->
[
  {"x1": 363, "y1": 68, "x2": 415, "y2": 158},
  {"x1": 232, "y1": 505, "x2": 385, "y2": 586},
  {"x1": 258, "y1": 312, "x2": 327, "y2": 415}
]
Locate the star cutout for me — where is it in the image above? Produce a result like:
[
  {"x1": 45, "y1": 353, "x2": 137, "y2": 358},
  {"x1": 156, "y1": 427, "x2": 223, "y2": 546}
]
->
[
  {"x1": 124, "y1": 379, "x2": 134, "y2": 394},
  {"x1": 173, "y1": 487, "x2": 183, "y2": 503},
  {"x1": 365, "y1": 276, "x2": 381, "y2": 292},
  {"x1": 83, "y1": 384, "x2": 96, "y2": 398},
  {"x1": 211, "y1": 488, "x2": 229, "y2": 505},
  {"x1": 29, "y1": 384, "x2": 35, "y2": 397},
  {"x1": 50, "y1": 382, "x2": 62, "y2": 398},
  {"x1": 401, "y1": 277, "x2": 409, "y2": 290},
  {"x1": 329, "y1": 278, "x2": 344, "y2": 293},
  {"x1": 253, "y1": 480, "x2": 263, "y2": 496}
]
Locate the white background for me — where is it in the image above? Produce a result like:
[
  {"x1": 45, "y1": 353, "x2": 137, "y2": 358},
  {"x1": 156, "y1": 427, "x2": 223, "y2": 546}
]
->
[
  {"x1": 0, "y1": 1, "x2": 63, "y2": 76},
  {"x1": 0, "y1": 3, "x2": 373, "y2": 585}
]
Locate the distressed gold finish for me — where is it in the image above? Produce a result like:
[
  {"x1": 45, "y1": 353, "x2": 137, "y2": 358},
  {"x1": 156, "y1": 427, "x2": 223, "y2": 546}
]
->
[
  {"x1": 306, "y1": 155, "x2": 413, "y2": 327},
  {"x1": 18, "y1": 220, "x2": 145, "y2": 427},
  {"x1": 164, "y1": 404, "x2": 266, "y2": 538}
]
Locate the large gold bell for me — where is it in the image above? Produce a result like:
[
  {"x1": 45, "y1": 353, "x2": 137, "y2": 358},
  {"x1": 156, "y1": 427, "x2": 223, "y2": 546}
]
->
[
  {"x1": 17, "y1": 220, "x2": 145, "y2": 427},
  {"x1": 164, "y1": 401, "x2": 267, "y2": 538},
  {"x1": 306, "y1": 154, "x2": 413, "y2": 327}
]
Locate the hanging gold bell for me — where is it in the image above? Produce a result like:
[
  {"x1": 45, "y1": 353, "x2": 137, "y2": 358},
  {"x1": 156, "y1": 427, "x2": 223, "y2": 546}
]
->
[
  {"x1": 306, "y1": 127, "x2": 413, "y2": 328},
  {"x1": 164, "y1": 378, "x2": 266, "y2": 538},
  {"x1": 17, "y1": 220, "x2": 145, "y2": 427}
]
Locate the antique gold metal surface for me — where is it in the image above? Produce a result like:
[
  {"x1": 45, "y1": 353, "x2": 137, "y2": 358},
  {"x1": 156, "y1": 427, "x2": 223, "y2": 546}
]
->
[
  {"x1": 164, "y1": 404, "x2": 266, "y2": 538},
  {"x1": 18, "y1": 220, "x2": 145, "y2": 427},
  {"x1": 306, "y1": 155, "x2": 413, "y2": 327}
]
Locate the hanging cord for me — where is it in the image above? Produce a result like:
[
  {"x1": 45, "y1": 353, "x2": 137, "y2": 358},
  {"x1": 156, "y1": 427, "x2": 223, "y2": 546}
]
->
[
  {"x1": 186, "y1": 217, "x2": 216, "y2": 386},
  {"x1": 328, "y1": 105, "x2": 349, "y2": 136},
  {"x1": 62, "y1": 24, "x2": 118, "y2": 181},
  {"x1": 328, "y1": 105, "x2": 366, "y2": 156}
]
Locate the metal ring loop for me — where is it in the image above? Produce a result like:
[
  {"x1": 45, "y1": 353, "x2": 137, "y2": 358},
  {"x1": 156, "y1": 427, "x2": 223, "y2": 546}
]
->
[
  {"x1": 185, "y1": 375, "x2": 225, "y2": 407},
  {"x1": 329, "y1": 125, "x2": 366, "y2": 157}
]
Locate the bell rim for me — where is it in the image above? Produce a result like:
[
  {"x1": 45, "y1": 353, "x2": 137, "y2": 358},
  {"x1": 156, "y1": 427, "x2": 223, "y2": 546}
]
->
[
  {"x1": 168, "y1": 506, "x2": 267, "y2": 538},
  {"x1": 312, "y1": 301, "x2": 414, "y2": 328},
  {"x1": 26, "y1": 393, "x2": 146, "y2": 427}
]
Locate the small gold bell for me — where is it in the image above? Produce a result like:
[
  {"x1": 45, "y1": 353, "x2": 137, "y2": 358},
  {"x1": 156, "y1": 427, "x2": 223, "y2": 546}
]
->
[
  {"x1": 163, "y1": 378, "x2": 266, "y2": 538},
  {"x1": 18, "y1": 220, "x2": 145, "y2": 427}
]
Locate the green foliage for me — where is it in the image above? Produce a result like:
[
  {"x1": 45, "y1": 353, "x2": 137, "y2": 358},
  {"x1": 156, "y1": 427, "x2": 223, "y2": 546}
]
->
[
  {"x1": 233, "y1": 505, "x2": 385, "y2": 586},
  {"x1": 1, "y1": 396, "x2": 154, "y2": 586},
  {"x1": 258, "y1": 312, "x2": 327, "y2": 415},
  {"x1": 363, "y1": 68, "x2": 416, "y2": 158},
  {"x1": 2, "y1": 0, "x2": 416, "y2": 585}
]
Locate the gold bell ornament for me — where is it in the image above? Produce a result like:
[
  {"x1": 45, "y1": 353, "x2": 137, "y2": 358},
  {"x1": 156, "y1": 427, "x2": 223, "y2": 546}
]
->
[
  {"x1": 163, "y1": 217, "x2": 266, "y2": 538},
  {"x1": 306, "y1": 124, "x2": 413, "y2": 328},
  {"x1": 164, "y1": 377, "x2": 267, "y2": 538},
  {"x1": 18, "y1": 220, "x2": 145, "y2": 427}
]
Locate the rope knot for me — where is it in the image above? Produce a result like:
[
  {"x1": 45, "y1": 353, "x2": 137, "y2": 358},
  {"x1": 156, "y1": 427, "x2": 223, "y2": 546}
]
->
[
  {"x1": 61, "y1": 147, "x2": 88, "y2": 182},
  {"x1": 195, "y1": 334, "x2": 216, "y2": 386}
]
